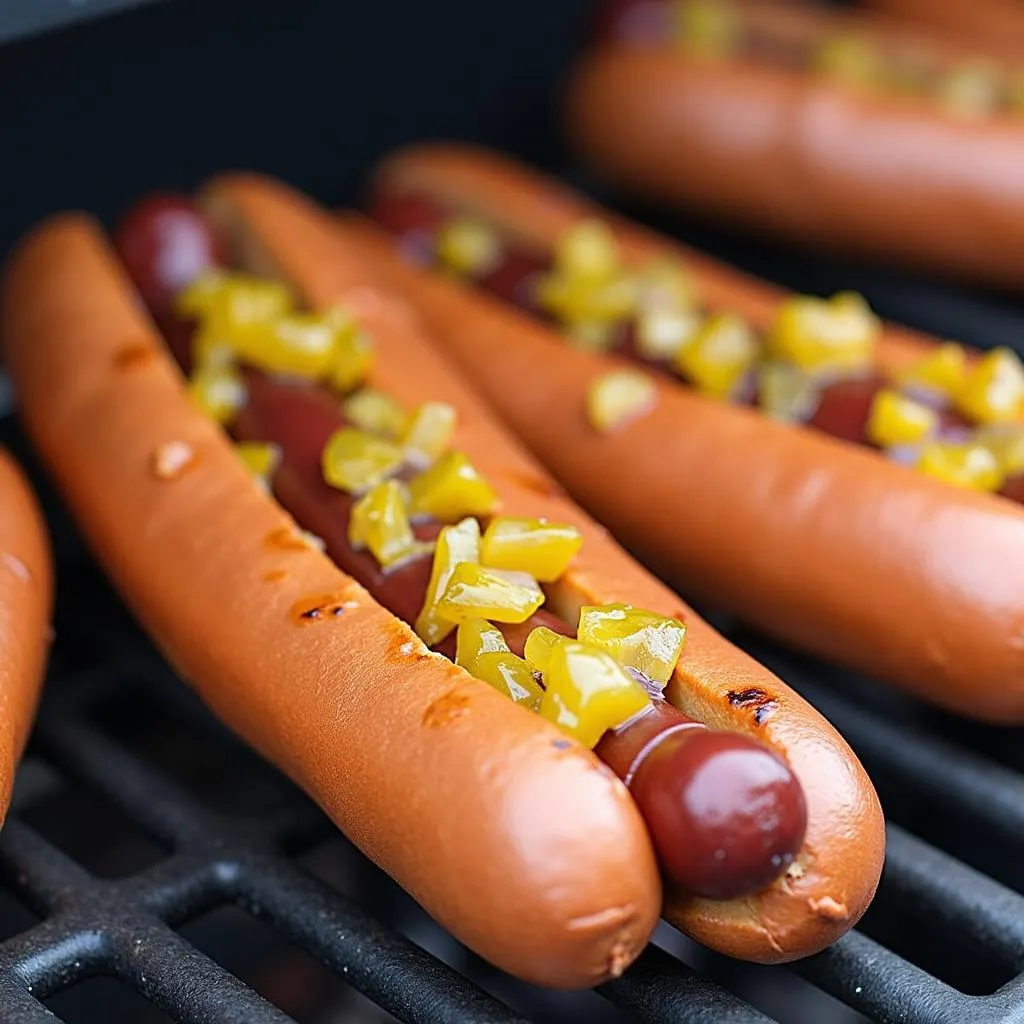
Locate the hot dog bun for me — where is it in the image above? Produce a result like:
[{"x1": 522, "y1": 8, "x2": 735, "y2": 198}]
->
[
  {"x1": 1, "y1": 214, "x2": 663, "y2": 988},
  {"x1": 201, "y1": 170, "x2": 884, "y2": 963},
  {"x1": 365, "y1": 143, "x2": 1024, "y2": 724},
  {"x1": 0, "y1": 448, "x2": 52, "y2": 820},
  {"x1": 867, "y1": 0, "x2": 1024, "y2": 54},
  {"x1": 566, "y1": 0, "x2": 1024, "y2": 290}
]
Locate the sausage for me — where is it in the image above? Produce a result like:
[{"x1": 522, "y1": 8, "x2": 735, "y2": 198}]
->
[
  {"x1": 360, "y1": 142, "x2": 1024, "y2": 724},
  {"x1": 1, "y1": 214, "x2": 664, "y2": 989},
  {"x1": 865, "y1": 0, "x2": 1024, "y2": 55},
  {"x1": 0, "y1": 450, "x2": 52, "y2": 822},
  {"x1": 565, "y1": 0, "x2": 1024, "y2": 291},
  {"x1": 188, "y1": 168, "x2": 884, "y2": 962},
  {"x1": 113, "y1": 197, "x2": 810, "y2": 905}
]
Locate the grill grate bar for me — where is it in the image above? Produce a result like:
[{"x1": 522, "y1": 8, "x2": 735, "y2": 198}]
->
[{"x1": 0, "y1": 819, "x2": 93, "y2": 913}]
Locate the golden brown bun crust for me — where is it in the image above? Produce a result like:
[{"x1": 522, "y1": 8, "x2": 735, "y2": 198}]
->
[
  {"x1": 866, "y1": 0, "x2": 1024, "y2": 53},
  {"x1": 0, "y1": 214, "x2": 664, "y2": 989},
  {"x1": 369, "y1": 143, "x2": 1024, "y2": 725},
  {"x1": 206, "y1": 170, "x2": 885, "y2": 963},
  {"x1": 565, "y1": 5, "x2": 1024, "y2": 290},
  {"x1": 0, "y1": 448, "x2": 51, "y2": 821}
]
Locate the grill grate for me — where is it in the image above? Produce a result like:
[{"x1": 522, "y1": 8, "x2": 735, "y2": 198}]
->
[{"x1": 2, "y1": 418, "x2": 1024, "y2": 1024}]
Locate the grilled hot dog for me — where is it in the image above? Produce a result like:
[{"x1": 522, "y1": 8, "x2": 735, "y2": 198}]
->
[
  {"x1": 0, "y1": 175, "x2": 884, "y2": 976},
  {"x1": 363, "y1": 142, "x2": 1024, "y2": 722}
]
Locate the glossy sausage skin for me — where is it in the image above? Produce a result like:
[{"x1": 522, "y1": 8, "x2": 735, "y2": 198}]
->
[
  {"x1": 112, "y1": 195, "x2": 808, "y2": 902},
  {"x1": 568, "y1": 0, "x2": 1024, "y2": 290}
]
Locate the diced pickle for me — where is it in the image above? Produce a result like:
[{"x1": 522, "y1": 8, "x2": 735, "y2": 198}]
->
[
  {"x1": 554, "y1": 219, "x2": 622, "y2": 281},
  {"x1": 481, "y1": 516, "x2": 583, "y2": 582},
  {"x1": 181, "y1": 272, "x2": 293, "y2": 330},
  {"x1": 973, "y1": 425, "x2": 1024, "y2": 477},
  {"x1": 468, "y1": 651, "x2": 544, "y2": 710},
  {"x1": 348, "y1": 480, "x2": 419, "y2": 569},
  {"x1": 939, "y1": 63, "x2": 1001, "y2": 117},
  {"x1": 343, "y1": 389, "x2": 408, "y2": 438},
  {"x1": 187, "y1": 364, "x2": 247, "y2": 425},
  {"x1": 407, "y1": 451, "x2": 500, "y2": 521},
  {"x1": 566, "y1": 318, "x2": 618, "y2": 353},
  {"x1": 236, "y1": 441, "x2": 281, "y2": 482},
  {"x1": 671, "y1": 0, "x2": 740, "y2": 57},
  {"x1": 328, "y1": 324, "x2": 375, "y2": 394},
  {"x1": 539, "y1": 641, "x2": 651, "y2": 749},
  {"x1": 523, "y1": 626, "x2": 567, "y2": 674},
  {"x1": 537, "y1": 274, "x2": 637, "y2": 330},
  {"x1": 401, "y1": 402, "x2": 457, "y2": 462},
  {"x1": 577, "y1": 604, "x2": 687, "y2": 687},
  {"x1": 896, "y1": 342, "x2": 967, "y2": 399},
  {"x1": 758, "y1": 360, "x2": 821, "y2": 423},
  {"x1": 770, "y1": 292, "x2": 879, "y2": 376},
  {"x1": 414, "y1": 517, "x2": 481, "y2": 646},
  {"x1": 633, "y1": 257, "x2": 695, "y2": 314},
  {"x1": 437, "y1": 564, "x2": 544, "y2": 624},
  {"x1": 586, "y1": 369, "x2": 658, "y2": 433},
  {"x1": 321, "y1": 428, "x2": 404, "y2": 495},
  {"x1": 675, "y1": 312, "x2": 758, "y2": 399},
  {"x1": 916, "y1": 441, "x2": 1004, "y2": 492},
  {"x1": 866, "y1": 389, "x2": 938, "y2": 448},
  {"x1": 635, "y1": 306, "x2": 703, "y2": 361},
  {"x1": 813, "y1": 33, "x2": 881, "y2": 87},
  {"x1": 455, "y1": 619, "x2": 510, "y2": 667},
  {"x1": 955, "y1": 347, "x2": 1024, "y2": 425},
  {"x1": 231, "y1": 312, "x2": 338, "y2": 380},
  {"x1": 436, "y1": 217, "x2": 502, "y2": 277}
]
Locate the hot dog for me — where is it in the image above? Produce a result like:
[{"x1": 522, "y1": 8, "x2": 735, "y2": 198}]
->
[
  {"x1": 866, "y1": 0, "x2": 1024, "y2": 54},
  {"x1": 0, "y1": 177, "x2": 884, "y2": 975},
  {"x1": 362, "y1": 142, "x2": 1024, "y2": 723},
  {"x1": 565, "y1": 0, "x2": 1024, "y2": 290},
  {"x1": 0, "y1": 449, "x2": 53, "y2": 822}
]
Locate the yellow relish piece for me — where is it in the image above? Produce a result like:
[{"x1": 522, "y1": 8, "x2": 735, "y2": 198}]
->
[
  {"x1": 523, "y1": 625, "x2": 567, "y2": 674},
  {"x1": 481, "y1": 516, "x2": 583, "y2": 582},
  {"x1": 328, "y1": 323, "x2": 375, "y2": 394},
  {"x1": 973, "y1": 424, "x2": 1024, "y2": 477},
  {"x1": 437, "y1": 564, "x2": 544, "y2": 624},
  {"x1": 179, "y1": 271, "x2": 293, "y2": 329},
  {"x1": 633, "y1": 256, "x2": 695, "y2": 314},
  {"x1": 401, "y1": 401, "x2": 457, "y2": 462},
  {"x1": 231, "y1": 312, "x2": 338, "y2": 380},
  {"x1": 348, "y1": 480, "x2": 421, "y2": 569},
  {"x1": 436, "y1": 216, "x2": 502, "y2": 277},
  {"x1": 938, "y1": 63, "x2": 1001, "y2": 117},
  {"x1": 343, "y1": 388, "x2": 408, "y2": 438},
  {"x1": 586, "y1": 368, "x2": 658, "y2": 433},
  {"x1": 554, "y1": 219, "x2": 622, "y2": 281},
  {"x1": 635, "y1": 306, "x2": 703, "y2": 362},
  {"x1": 577, "y1": 604, "x2": 687, "y2": 688},
  {"x1": 236, "y1": 441, "x2": 281, "y2": 482},
  {"x1": 671, "y1": 0, "x2": 740, "y2": 57},
  {"x1": 813, "y1": 33, "x2": 881, "y2": 87},
  {"x1": 455, "y1": 618, "x2": 510, "y2": 664},
  {"x1": 955, "y1": 347, "x2": 1024, "y2": 426},
  {"x1": 321, "y1": 428, "x2": 404, "y2": 495},
  {"x1": 539, "y1": 641, "x2": 651, "y2": 749},
  {"x1": 896, "y1": 342, "x2": 967, "y2": 399},
  {"x1": 866, "y1": 389, "x2": 938, "y2": 449},
  {"x1": 675, "y1": 312, "x2": 758, "y2": 399},
  {"x1": 455, "y1": 620, "x2": 542, "y2": 710},
  {"x1": 566, "y1": 318, "x2": 619, "y2": 353},
  {"x1": 770, "y1": 291, "x2": 879, "y2": 376},
  {"x1": 916, "y1": 441, "x2": 1004, "y2": 492},
  {"x1": 537, "y1": 274, "x2": 636, "y2": 330},
  {"x1": 187, "y1": 363, "x2": 247, "y2": 425},
  {"x1": 407, "y1": 451, "x2": 500, "y2": 521},
  {"x1": 414, "y1": 517, "x2": 480, "y2": 646},
  {"x1": 758, "y1": 360, "x2": 821, "y2": 422}
]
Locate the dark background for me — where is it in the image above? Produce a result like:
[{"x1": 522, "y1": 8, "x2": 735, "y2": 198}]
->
[{"x1": 2, "y1": 0, "x2": 1023, "y2": 357}]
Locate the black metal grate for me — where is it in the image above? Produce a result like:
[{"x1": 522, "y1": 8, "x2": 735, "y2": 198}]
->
[{"x1": 2, "y1": 407, "x2": 1024, "y2": 1024}]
